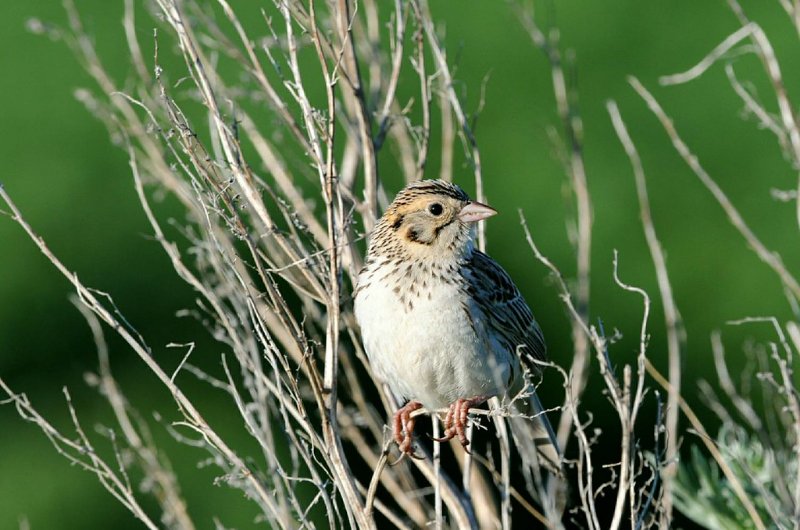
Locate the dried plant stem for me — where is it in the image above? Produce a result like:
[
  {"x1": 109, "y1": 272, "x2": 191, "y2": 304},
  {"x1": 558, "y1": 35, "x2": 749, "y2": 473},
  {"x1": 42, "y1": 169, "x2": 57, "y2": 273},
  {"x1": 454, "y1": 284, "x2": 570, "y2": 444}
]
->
[
  {"x1": 490, "y1": 397, "x2": 513, "y2": 530},
  {"x1": 432, "y1": 418, "x2": 443, "y2": 530},
  {"x1": 521, "y1": 212, "x2": 659, "y2": 528},
  {"x1": 74, "y1": 301, "x2": 196, "y2": 530},
  {"x1": 409, "y1": 0, "x2": 431, "y2": 181},
  {"x1": 610, "y1": 251, "x2": 651, "y2": 530},
  {"x1": 364, "y1": 447, "x2": 389, "y2": 520},
  {"x1": 607, "y1": 100, "x2": 684, "y2": 526},
  {"x1": 334, "y1": 0, "x2": 380, "y2": 228},
  {"x1": 660, "y1": 18, "x2": 800, "y2": 233},
  {"x1": 516, "y1": 2, "x2": 593, "y2": 452},
  {"x1": 0, "y1": 185, "x2": 291, "y2": 527},
  {"x1": 0, "y1": 378, "x2": 161, "y2": 530},
  {"x1": 631, "y1": 77, "x2": 800, "y2": 302},
  {"x1": 645, "y1": 359, "x2": 767, "y2": 530},
  {"x1": 306, "y1": 1, "x2": 374, "y2": 526}
]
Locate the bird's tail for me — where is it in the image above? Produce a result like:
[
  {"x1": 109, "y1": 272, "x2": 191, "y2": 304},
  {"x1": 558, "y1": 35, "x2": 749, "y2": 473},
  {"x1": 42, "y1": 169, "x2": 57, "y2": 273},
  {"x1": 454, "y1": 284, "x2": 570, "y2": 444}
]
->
[
  {"x1": 508, "y1": 385, "x2": 562, "y2": 476},
  {"x1": 502, "y1": 379, "x2": 568, "y2": 523}
]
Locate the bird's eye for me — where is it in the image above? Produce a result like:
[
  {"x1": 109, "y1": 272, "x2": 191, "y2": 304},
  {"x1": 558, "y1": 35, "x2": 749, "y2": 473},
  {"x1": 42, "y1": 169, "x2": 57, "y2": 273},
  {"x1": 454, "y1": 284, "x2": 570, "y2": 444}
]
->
[{"x1": 428, "y1": 202, "x2": 444, "y2": 216}]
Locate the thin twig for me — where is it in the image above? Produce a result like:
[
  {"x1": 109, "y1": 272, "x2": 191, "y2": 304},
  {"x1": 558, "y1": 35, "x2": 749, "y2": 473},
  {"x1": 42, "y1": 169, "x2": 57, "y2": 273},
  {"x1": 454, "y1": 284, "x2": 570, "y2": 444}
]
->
[
  {"x1": 645, "y1": 359, "x2": 767, "y2": 530},
  {"x1": 607, "y1": 100, "x2": 683, "y2": 526},
  {"x1": 515, "y1": 1, "x2": 593, "y2": 456},
  {"x1": 630, "y1": 77, "x2": 800, "y2": 302}
]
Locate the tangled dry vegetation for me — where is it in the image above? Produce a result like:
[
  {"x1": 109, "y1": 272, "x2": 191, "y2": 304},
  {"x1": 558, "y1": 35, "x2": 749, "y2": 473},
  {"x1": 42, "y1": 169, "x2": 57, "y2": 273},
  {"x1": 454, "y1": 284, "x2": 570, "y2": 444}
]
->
[{"x1": 2, "y1": 0, "x2": 799, "y2": 529}]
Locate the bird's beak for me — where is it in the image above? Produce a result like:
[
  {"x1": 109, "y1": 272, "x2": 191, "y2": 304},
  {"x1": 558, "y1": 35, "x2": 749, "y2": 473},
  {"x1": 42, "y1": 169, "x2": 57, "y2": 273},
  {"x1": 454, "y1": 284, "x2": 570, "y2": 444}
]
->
[{"x1": 457, "y1": 201, "x2": 497, "y2": 223}]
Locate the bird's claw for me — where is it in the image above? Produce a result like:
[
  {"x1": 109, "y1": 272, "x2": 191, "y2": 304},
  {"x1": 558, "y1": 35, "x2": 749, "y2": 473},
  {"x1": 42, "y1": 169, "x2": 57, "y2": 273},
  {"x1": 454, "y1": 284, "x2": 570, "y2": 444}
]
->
[
  {"x1": 393, "y1": 401, "x2": 423, "y2": 458},
  {"x1": 392, "y1": 397, "x2": 487, "y2": 459},
  {"x1": 388, "y1": 448, "x2": 426, "y2": 466},
  {"x1": 434, "y1": 396, "x2": 487, "y2": 453}
]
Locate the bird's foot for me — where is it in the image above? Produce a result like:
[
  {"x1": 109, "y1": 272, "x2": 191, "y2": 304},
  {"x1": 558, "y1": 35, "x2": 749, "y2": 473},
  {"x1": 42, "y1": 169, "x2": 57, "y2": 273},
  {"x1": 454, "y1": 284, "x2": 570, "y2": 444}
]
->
[
  {"x1": 392, "y1": 401, "x2": 423, "y2": 456},
  {"x1": 433, "y1": 395, "x2": 489, "y2": 452}
]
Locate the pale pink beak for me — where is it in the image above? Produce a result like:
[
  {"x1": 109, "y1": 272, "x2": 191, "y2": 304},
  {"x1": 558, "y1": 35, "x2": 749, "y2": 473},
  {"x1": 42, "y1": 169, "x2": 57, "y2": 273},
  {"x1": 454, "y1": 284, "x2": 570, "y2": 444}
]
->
[{"x1": 457, "y1": 201, "x2": 497, "y2": 223}]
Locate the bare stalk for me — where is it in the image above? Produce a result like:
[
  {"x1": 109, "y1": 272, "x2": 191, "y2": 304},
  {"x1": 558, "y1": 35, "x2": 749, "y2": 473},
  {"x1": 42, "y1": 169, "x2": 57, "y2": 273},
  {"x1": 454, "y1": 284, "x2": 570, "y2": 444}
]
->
[
  {"x1": 607, "y1": 100, "x2": 684, "y2": 526},
  {"x1": 646, "y1": 360, "x2": 767, "y2": 530},
  {"x1": 515, "y1": 1, "x2": 593, "y2": 452},
  {"x1": 631, "y1": 77, "x2": 800, "y2": 302},
  {"x1": 660, "y1": 17, "x2": 800, "y2": 233}
]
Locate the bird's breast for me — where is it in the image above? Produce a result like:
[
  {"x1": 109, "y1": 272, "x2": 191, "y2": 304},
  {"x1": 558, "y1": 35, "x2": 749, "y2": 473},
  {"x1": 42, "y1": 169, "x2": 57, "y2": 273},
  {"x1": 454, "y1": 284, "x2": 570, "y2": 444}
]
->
[
  {"x1": 354, "y1": 261, "x2": 511, "y2": 408},
  {"x1": 355, "y1": 262, "x2": 469, "y2": 349}
]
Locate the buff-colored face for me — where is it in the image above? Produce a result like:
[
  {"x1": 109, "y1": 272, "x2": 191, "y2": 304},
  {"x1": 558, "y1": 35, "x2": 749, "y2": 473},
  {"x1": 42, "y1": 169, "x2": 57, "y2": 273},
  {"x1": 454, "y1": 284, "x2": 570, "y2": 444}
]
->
[
  {"x1": 372, "y1": 180, "x2": 496, "y2": 258},
  {"x1": 388, "y1": 194, "x2": 463, "y2": 246}
]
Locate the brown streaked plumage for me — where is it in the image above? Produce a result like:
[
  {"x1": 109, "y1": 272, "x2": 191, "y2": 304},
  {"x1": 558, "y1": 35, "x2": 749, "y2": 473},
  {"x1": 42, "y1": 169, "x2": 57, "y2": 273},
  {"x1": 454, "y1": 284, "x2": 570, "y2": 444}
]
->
[{"x1": 354, "y1": 179, "x2": 560, "y2": 471}]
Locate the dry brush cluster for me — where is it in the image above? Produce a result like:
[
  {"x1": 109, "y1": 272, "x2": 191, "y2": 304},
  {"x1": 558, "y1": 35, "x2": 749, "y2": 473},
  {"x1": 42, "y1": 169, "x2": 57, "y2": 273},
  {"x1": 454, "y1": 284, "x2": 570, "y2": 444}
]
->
[{"x1": 2, "y1": 0, "x2": 799, "y2": 529}]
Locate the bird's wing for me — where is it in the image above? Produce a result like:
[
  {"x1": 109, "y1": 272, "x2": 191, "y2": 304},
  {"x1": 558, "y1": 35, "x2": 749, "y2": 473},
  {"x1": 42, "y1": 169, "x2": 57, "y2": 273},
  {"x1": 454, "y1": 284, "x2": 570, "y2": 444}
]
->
[
  {"x1": 466, "y1": 250, "x2": 547, "y2": 373},
  {"x1": 467, "y1": 251, "x2": 562, "y2": 475}
]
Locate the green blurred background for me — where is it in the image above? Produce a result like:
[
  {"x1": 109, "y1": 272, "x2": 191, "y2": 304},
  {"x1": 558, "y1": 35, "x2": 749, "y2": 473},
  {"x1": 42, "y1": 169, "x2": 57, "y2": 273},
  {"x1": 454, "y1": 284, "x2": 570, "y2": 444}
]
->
[{"x1": 1, "y1": 0, "x2": 798, "y2": 528}]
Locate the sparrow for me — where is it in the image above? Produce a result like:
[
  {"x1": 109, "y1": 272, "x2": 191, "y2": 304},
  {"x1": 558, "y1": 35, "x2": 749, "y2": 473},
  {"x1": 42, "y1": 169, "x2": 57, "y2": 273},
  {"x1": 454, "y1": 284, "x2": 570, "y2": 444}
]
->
[{"x1": 354, "y1": 179, "x2": 559, "y2": 470}]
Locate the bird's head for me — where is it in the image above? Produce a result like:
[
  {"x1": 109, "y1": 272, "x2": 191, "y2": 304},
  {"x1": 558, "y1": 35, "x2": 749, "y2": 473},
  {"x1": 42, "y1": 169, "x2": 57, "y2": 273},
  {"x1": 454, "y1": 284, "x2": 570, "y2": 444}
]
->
[{"x1": 371, "y1": 180, "x2": 497, "y2": 260}]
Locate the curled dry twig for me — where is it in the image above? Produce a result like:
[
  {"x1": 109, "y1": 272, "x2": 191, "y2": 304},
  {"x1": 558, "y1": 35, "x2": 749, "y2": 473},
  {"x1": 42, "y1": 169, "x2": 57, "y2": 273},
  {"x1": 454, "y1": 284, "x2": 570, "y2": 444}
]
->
[
  {"x1": 521, "y1": 213, "x2": 665, "y2": 530},
  {"x1": 607, "y1": 100, "x2": 684, "y2": 527}
]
